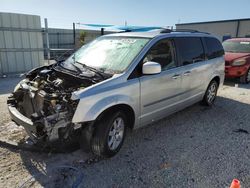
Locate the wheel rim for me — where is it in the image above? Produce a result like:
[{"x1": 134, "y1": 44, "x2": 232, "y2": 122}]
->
[
  {"x1": 108, "y1": 117, "x2": 125, "y2": 151},
  {"x1": 207, "y1": 83, "x2": 217, "y2": 103}
]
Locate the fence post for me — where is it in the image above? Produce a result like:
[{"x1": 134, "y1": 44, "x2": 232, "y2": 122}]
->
[
  {"x1": 44, "y1": 18, "x2": 50, "y2": 62},
  {"x1": 73, "y1": 22, "x2": 76, "y2": 48},
  {"x1": 57, "y1": 32, "x2": 59, "y2": 48}
]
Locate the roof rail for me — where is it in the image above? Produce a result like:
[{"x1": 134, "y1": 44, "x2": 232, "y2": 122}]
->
[{"x1": 160, "y1": 29, "x2": 210, "y2": 34}]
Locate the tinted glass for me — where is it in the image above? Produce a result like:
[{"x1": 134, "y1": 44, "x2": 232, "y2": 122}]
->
[
  {"x1": 205, "y1": 37, "x2": 224, "y2": 59},
  {"x1": 143, "y1": 40, "x2": 176, "y2": 71},
  {"x1": 175, "y1": 37, "x2": 205, "y2": 65}
]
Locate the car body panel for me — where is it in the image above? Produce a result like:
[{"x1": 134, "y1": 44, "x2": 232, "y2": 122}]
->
[
  {"x1": 139, "y1": 67, "x2": 183, "y2": 126},
  {"x1": 72, "y1": 77, "x2": 140, "y2": 128},
  {"x1": 225, "y1": 65, "x2": 250, "y2": 77}
]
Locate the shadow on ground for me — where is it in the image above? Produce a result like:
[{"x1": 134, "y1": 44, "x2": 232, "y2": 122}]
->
[
  {"x1": 10, "y1": 96, "x2": 250, "y2": 187},
  {"x1": 224, "y1": 78, "x2": 250, "y2": 89}
]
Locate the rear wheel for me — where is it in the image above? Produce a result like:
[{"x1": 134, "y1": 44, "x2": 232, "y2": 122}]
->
[
  {"x1": 91, "y1": 111, "x2": 127, "y2": 158},
  {"x1": 202, "y1": 80, "x2": 219, "y2": 106},
  {"x1": 240, "y1": 68, "x2": 250, "y2": 84}
]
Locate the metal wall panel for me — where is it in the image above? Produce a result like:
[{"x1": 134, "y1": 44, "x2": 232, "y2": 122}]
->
[
  {"x1": 0, "y1": 31, "x2": 4, "y2": 48},
  {"x1": 176, "y1": 22, "x2": 238, "y2": 41},
  {"x1": 0, "y1": 12, "x2": 44, "y2": 75},
  {"x1": 176, "y1": 19, "x2": 250, "y2": 41},
  {"x1": 238, "y1": 20, "x2": 250, "y2": 37}
]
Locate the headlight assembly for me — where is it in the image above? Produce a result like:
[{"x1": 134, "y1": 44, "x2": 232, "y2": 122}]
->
[{"x1": 232, "y1": 59, "x2": 246, "y2": 66}]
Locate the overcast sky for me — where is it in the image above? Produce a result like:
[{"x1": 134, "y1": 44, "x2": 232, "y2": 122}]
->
[{"x1": 1, "y1": 0, "x2": 250, "y2": 29}]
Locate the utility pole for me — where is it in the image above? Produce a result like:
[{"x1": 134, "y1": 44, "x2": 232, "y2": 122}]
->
[{"x1": 44, "y1": 18, "x2": 50, "y2": 63}]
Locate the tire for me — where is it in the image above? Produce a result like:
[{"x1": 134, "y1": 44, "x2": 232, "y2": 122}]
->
[
  {"x1": 91, "y1": 111, "x2": 127, "y2": 158},
  {"x1": 239, "y1": 68, "x2": 250, "y2": 84},
  {"x1": 202, "y1": 80, "x2": 219, "y2": 106}
]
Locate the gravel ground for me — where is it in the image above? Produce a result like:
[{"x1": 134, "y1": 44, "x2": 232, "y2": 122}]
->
[{"x1": 0, "y1": 77, "x2": 250, "y2": 188}]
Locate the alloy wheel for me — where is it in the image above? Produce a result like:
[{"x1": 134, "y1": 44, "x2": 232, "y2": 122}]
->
[
  {"x1": 107, "y1": 117, "x2": 125, "y2": 150},
  {"x1": 207, "y1": 83, "x2": 217, "y2": 103}
]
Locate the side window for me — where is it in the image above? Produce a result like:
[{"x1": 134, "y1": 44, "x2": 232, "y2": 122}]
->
[
  {"x1": 143, "y1": 40, "x2": 176, "y2": 71},
  {"x1": 175, "y1": 37, "x2": 205, "y2": 66},
  {"x1": 204, "y1": 37, "x2": 224, "y2": 60}
]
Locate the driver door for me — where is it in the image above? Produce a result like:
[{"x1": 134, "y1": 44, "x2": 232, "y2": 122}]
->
[{"x1": 139, "y1": 39, "x2": 183, "y2": 126}]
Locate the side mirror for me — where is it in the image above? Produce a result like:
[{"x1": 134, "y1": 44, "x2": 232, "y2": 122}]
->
[{"x1": 142, "y1": 61, "x2": 161, "y2": 75}]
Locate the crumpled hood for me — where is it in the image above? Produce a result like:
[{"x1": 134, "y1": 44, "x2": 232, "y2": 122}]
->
[
  {"x1": 71, "y1": 73, "x2": 123, "y2": 100},
  {"x1": 224, "y1": 52, "x2": 250, "y2": 62}
]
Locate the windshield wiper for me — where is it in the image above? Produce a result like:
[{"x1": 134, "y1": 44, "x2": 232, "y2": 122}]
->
[
  {"x1": 74, "y1": 61, "x2": 105, "y2": 79},
  {"x1": 58, "y1": 61, "x2": 81, "y2": 73},
  {"x1": 70, "y1": 62, "x2": 83, "y2": 73}
]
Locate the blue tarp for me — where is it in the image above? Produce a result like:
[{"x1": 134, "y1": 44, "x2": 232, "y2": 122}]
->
[{"x1": 81, "y1": 24, "x2": 163, "y2": 32}]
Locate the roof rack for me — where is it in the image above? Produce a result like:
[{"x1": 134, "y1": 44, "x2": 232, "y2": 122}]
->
[{"x1": 160, "y1": 29, "x2": 210, "y2": 34}]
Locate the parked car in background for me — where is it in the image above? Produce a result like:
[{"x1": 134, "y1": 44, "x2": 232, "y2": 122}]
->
[
  {"x1": 223, "y1": 38, "x2": 250, "y2": 83},
  {"x1": 8, "y1": 30, "x2": 225, "y2": 158}
]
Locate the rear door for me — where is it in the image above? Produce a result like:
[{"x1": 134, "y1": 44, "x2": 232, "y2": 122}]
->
[{"x1": 174, "y1": 37, "x2": 207, "y2": 100}]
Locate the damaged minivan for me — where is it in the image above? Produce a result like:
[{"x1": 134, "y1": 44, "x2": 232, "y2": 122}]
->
[{"x1": 8, "y1": 29, "x2": 225, "y2": 157}]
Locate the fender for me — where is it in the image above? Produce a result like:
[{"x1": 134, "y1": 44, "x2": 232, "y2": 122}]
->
[{"x1": 72, "y1": 94, "x2": 136, "y2": 123}]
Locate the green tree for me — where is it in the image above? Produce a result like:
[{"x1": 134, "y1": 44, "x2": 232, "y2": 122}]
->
[{"x1": 79, "y1": 31, "x2": 86, "y2": 45}]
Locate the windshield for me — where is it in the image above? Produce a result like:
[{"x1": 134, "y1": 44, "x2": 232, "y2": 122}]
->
[
  {"x1": 63, "y1": 36, "x2": 150, "y2": 74},
  {"x1": 223, "y1": 40, "x2": 250, "y2": 53}
]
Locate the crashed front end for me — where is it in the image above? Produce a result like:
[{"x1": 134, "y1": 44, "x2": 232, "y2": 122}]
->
[{"x1": 7, "y1": 64, "x2": 103, "y2": 146}]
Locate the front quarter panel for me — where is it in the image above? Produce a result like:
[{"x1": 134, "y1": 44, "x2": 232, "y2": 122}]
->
[{"x1": 72, "y1": 78, "x2": 140, "y2": 128}]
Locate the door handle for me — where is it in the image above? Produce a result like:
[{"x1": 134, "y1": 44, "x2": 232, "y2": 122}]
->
[
  {"x1": 172, "y1": 74, "x2": 181, "y2": 79},
  {"x1": 183, "y1": 71, "x2": 191, "y2": 76}
]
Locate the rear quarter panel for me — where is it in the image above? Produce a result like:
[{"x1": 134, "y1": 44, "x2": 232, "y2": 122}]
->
[{"x1": 208, "y1": 56, "x2": 225, "y2": 88}]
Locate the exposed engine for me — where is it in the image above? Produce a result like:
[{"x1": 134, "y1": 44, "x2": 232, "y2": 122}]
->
[{"x1": 8, "y1": 64, "x2": 108, "y2": 144}]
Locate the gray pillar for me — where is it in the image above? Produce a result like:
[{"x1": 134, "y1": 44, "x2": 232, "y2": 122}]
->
[{"x1": 44, "y1": 18, "x2": 50, "y2": 61}]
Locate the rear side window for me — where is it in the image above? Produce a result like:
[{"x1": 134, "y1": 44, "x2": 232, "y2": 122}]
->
[
  {"x1": 204, "y1": 37, "x2": 224, "y2": 59},
  {"x1": 175, "y1": 37, "x2": 205, "y2": 66}
]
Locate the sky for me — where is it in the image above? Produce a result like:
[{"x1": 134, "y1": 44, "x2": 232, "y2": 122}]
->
[{"x1": 1, "y1": 0, "x2": 250, "y2": 30}]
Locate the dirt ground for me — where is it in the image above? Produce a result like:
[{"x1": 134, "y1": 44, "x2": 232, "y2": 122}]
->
[{"x1": 0, "y1": 77, "x2": 250, "y2": 188}]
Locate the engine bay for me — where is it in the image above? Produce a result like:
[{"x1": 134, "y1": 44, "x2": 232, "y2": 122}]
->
[{"x1": 7, "y1": 63, "x2": 110, "y2": 145}]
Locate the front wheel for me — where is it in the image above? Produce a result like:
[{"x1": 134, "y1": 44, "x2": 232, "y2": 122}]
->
[
  {"x1": 240, "y1": 68, "x2": 250, "y2": 84},
  {"x1": 91, "y1": 111, "x2": 127, "y2": 158},
  {"x1": 202, "y1": 80, "x2": 219, "y2": 106}
]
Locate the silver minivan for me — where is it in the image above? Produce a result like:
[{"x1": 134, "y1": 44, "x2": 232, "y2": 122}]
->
[{"x1": 8, "y1": 29, "x2": 225, "y2": 157}]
